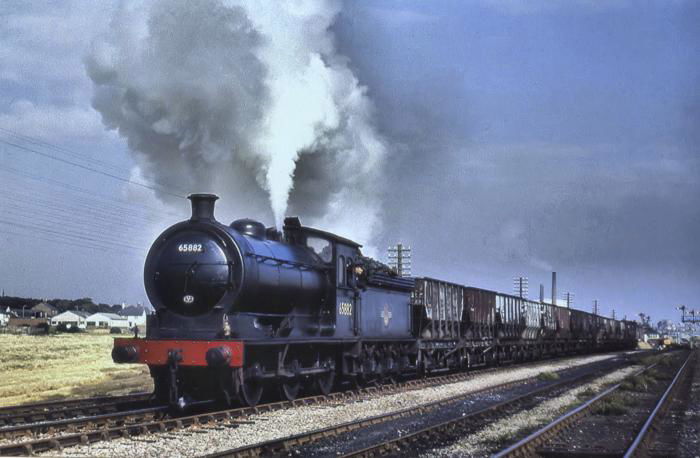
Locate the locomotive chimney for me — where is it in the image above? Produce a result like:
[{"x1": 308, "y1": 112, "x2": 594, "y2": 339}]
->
[
  {"x1": 188, "y1": 193, "x2": 219, "y2": 222},
  {"x1": 551, "y1": 272, "x2": 557, "y2": 306}
]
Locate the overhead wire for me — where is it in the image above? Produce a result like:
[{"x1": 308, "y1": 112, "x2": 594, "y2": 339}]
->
[
  {"x1": 1, "y1": 201, "x2": 152, "y2": 249},
  {"x1": 0, "y1": 196, "x2": 150, "y2": 245},
  {"x1": 0, "y1": 186, "x2": 171, "y2": 230},
  {"x1": 0, "y1": 218, "x2": 145, "y2": 252},
  {"x1": 0, "y1": 227, "x2": 117, "y2": 254},
  {"x1": 0, "y1": 138, "x2": 188, "y2": 199},
  {"x1": 0, "y1": 168, "x2": 160, "y2": 252},
  {"x1": 0, "y1": 198, "x2": 151, "y2": 255},
  {"x1": 0, "y1": 126, "x2": 131, "y2": 175},
  {"x1": 0, "y1": 163, "x2": 181, "y2": 219},
  {"x1": 0, "y1": 126, "x2": 191, "y2": 201},
  {"x1": 0, "y1": 125, "x2": 193, "y2": 255},
  {"x1": 0, "y1": 185, "x2": 158, "y2": 249}
]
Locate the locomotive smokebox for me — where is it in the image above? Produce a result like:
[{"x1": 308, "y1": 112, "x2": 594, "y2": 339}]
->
[{"x1": 188, "y1": 193, "x2": 219, "y2": 222}]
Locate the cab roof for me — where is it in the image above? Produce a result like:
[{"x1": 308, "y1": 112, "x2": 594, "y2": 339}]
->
[{"x1": 283, "y1": 217, "x2": 362, "y2": 248}]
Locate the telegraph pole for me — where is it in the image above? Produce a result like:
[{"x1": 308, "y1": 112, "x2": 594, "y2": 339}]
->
[
  {"x1": 387, "y1": 243, "x2": 412, "y2": 277},
  {"x1": 593, "y1": 300, "x2": 599, "y2": 316},
  {"x1": 562, "y1": 292, "x2": 574, "y2": 308},
  {"x1": 513, "y1": 277, "x2": 529, "y2": 298}
]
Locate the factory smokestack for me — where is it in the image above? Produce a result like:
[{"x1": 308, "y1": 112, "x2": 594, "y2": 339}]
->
[
  {"x1": 551, "y1": 272, "x2": 557, "y2": 306},
  {"x1": 540, "y1": 284, "x2": 544, "y2": 303}
]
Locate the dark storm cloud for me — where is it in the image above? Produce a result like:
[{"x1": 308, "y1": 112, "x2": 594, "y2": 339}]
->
[{"x1": 334, "y1": 1, "x2": 700, "y2": 317}]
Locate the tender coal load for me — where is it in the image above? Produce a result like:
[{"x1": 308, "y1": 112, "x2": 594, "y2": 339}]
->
[{"x1": 352, "y1": 255, "x2": 415, "y2": 291}]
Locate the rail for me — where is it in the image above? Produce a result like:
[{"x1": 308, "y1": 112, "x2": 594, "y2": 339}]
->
[
  {"x1": 623, "y1": 351, "x2": 693, "y2": 458},
  {"x1": 204, "y1": 357, "x2": 633, "y2": 457},
  {"x1": 492, "y1": 351, "x2": 693, "y2": 458},
  {"x1": 0, "y1": 393, "x2": 152, "y2": 428},
  {"x1": 0, "y1": 353, "x2": 629, "y2": 456},
  {"x1": 0, "y1": 361, "x2": 537, "y2": 456}
]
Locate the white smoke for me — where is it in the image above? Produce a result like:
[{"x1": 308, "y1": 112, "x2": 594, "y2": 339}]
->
[{"x1": 85, "y1": 0, "x2": 386, "y2": 245}]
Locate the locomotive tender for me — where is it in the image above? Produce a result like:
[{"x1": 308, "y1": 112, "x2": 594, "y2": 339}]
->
[{"x1": 113, "y1": 194, "x2": 638, "y2": 407}]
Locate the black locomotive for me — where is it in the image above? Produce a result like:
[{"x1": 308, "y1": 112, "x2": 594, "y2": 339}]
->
[{"x1": 113, "y1": 194, "x2": 639, "y2": 407}]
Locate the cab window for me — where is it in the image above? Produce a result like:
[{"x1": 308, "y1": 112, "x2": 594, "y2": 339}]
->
[{"x1": 306, "y1": 236, "x2": 332, "y2": 263}]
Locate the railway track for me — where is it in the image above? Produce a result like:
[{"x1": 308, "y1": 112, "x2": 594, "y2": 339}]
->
[
  {"x1": 0, "y1": 405, "x2": 169, "y2": 442},
  {"x1": 493, "y1": 350, "x2": 695, "y2": 458},
  {"x1": 0, "y1": 352, "x2": 630, "y2": 456},
  {"x1": 198, "y1": 354, "x2": 638, "y2": 457},
  {"x1": 0, "y1": 363, "x2": 513, "y2": 456},
  {"x1": 0, "y1": 393, "x2": 152, "y2": 428}
]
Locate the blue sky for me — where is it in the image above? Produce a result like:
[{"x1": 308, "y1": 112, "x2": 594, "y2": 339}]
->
[{"x1": 0, "y1": 0, "x2": 698, "y2": 323}]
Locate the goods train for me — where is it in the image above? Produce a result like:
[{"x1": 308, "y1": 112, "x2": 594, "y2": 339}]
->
[{"x1": 112, "y1": 194, "x2": 639, "y2": 407}]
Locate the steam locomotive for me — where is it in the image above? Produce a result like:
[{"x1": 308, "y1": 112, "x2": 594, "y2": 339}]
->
[{"x1": 113, "y1": 194, "x2": 639, "y2": 407}]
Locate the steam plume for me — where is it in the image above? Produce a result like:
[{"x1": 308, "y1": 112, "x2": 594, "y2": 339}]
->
[{"x1": 86, "y1": 0, "x2": 386, "y2": 244}]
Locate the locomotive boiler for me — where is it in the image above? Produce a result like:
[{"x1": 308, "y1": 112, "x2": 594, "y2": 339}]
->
[{"x1": 113, "y1": 193, "x2": 638, "y2": 408}]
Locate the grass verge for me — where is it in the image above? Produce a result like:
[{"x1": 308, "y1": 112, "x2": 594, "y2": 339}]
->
[{"x1": 0, "y1": 333, "x2": 152, "y2": 407}]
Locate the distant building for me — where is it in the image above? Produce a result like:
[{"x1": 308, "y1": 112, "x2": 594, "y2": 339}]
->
[
  {"x1": 86, "y1": 312, "x2": 130, "y2": 329},
  {"x1": 643, "y1": 332, "x2": 660, "y2": 343},
  {"x1": 31, "y1": 302, "x2": 59, "y2": 318},
  {"x1": 7, "y1": 317, "x2": 49, "y2": 329},
  {"x1": 118, "y1": 305, "x2": 148, "y2": 329},
  {"x1": 0, "y1": 308, "x2": 9, "y2": 327},
  {"x1": 50, "y1": 310, "x2": 89, "y2": 329},
  {"x1": 8, "y1": 305, "x2": 31, "y2": 318}
]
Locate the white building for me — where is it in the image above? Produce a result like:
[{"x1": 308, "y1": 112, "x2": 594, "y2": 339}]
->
[
  {"x1": 119, "y1": 306, "x2": 148, "y2": 329},
  {"x1": 86, "y1": 312, "x2": 130, "y2": 329},
  {"x1": 50, "y1": 310, "x2": 89, "y2": 329},
  {"x1": 0, "y1": 307, "x2": 10, "y2": 327}
]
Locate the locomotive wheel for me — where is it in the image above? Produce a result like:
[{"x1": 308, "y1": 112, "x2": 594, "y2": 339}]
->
[
  {"x1": 281, "y1": 379, "x2": 301, "y2": 401},
  {"x1": 240, "y1": 379, "x2": 263, "y2": 407},
  {"x1": 280, "y1": 360, "x2": 301, "y2": 401},
  {"x1": 316, "y1": 371, "x2": 334, "y2": 395},
  {"x1": 240, "y1": 364, "x2": 264, "y2": 407}
]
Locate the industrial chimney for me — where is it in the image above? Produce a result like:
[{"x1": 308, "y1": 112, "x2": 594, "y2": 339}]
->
[
  {"x1": 188, "y1": 193, "x2": 219, "y2": 222},
  {"x1": 540, "y1": 284, "x2": 544, "y2": 303},
  {"x1": 551, "y1": 272, "x2": 557, "y2": 306}
]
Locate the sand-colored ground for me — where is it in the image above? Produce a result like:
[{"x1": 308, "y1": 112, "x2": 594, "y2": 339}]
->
[{"x1": 0, "y1": 332, "x2": 152, "y2": 407}]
